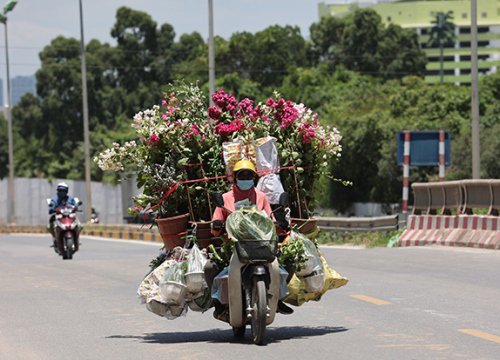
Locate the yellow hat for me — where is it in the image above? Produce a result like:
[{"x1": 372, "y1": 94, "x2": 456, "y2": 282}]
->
[{"x1": 233, "y1": 159, "x2": 256, "y2": 174}]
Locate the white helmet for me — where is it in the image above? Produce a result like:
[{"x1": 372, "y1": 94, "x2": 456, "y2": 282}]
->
[{"x1": 57, "y1": 182, "x2": 69, "y2": 192}]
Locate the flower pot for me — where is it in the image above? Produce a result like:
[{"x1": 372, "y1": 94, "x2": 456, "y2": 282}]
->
[
  {"x1": 160, "y1": 281, "x2": 187, "y2": 305},
  {"x1": 189, "y1": 221, "x2": 222, "y2": 248},
  {"x1": 156, "y1": 214, "x2": 189, "y2": 250},
  {"x1": 291, "y1": 218, "x2": 318, "y2": 236},
  {"x1": 185, "y1": 271, "x2": 207, "y2": 294}
]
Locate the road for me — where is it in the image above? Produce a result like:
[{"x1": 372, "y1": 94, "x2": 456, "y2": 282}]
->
[{"x1": 0, "y1": 234, "x2": 499, "y2": 360}]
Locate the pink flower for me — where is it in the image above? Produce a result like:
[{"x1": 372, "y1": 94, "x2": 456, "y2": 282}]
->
[
  {"x1": 266, "y1": 98, "x2": 276, "y2": 108},
  {"x1": 208, "y1": 106, "x2": 221, "y2": 120},
  {"x1": 148, "y1": 134, "x2": 160, "y2": 144},
  {"x1": 238, "y1": 98, "x2": 254, "y2": 114},
  {"x1": 215, "y1": 119, "x2": 244, "y2": 137},
  {"x1": 162, "y1": 113, "x2": 167, "y2": 120},
  {"x1": 161, "y1": 99, "x2": 167, "y2": 106},
  {"x1": 209, "y1": 107, "x2": 221, "y2": 120}
]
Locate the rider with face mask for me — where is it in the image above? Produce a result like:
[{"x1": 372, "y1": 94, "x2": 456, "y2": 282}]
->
[
  {"x1": 208, "y1": 160, "x2": 294, "y2": 316},
  {"x1": 211, "y1": 159, "x2": 272, "y2": 236}
]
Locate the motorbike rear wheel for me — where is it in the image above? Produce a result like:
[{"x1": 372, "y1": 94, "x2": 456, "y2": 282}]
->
[{"x1": 251, "y1": 278, "x2": 267, "y2": 345}]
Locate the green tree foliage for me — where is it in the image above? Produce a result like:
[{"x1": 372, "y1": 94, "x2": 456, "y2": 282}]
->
[
  {"x1": 2, "y1": 6, "x2": 498, "y2": 216},
  {"x1": 428, "y1": 11, "x2": 456, "y2": 84},
  {"x1": 310, "y1": 8, "x2": 427, "y2": 79}
]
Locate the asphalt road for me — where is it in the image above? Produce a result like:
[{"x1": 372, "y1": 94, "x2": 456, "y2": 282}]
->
[{"x1": 0, "y1": 234, "x2": 499, "y2": 360}]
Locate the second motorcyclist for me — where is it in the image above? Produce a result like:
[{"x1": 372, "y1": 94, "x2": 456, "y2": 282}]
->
[{"x1": 47, "y1": 182, "x2": 78, "y2": 251}]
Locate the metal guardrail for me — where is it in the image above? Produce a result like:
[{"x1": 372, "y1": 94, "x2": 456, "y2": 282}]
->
[
  {"x1": 412, "y1": 179, "x2": 500, "y2": 215},
  {"x1": 317, "y1": 215, "x2": 399, "y2": 231}
]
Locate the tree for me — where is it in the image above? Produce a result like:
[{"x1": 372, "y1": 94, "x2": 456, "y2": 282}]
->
[
  {"x1": 310, "y1": 8, "x2": 426, "y2": 79},
  {"x1": 427, "y1": 11, "x2": 455, "y2": 84},
  {"x1": 110, "y1": 7, "x2": 159, "y2": 92}
]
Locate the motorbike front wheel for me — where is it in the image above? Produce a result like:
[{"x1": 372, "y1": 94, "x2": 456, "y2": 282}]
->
[
  {"x1": 251, "y1": 278, "x2": 267, "y2": 345},
  {"x1": 63, "y1": 235, "x2": 74, "y2": 260}
]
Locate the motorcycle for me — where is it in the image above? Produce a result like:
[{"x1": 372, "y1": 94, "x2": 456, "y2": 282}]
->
[
  {"x1": 47, "y1": 198, "x2": 82, "y2": 260},
  {"x1": 90, "y1": 208, "x2": 100, "y2": 224},
  {"x1": 212, "y1": 192, "x2": 290, "y2": 345}
]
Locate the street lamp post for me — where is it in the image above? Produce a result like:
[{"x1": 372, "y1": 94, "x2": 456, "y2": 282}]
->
[
  {"x1": 470, "y1": 0, "x2": 480, "y2": 179},
  {"x1": 79, "y1": 0, "x2": 92, "y2": 222},
  {"x1": 0, "y1": 0, "x2": 18, "y2": 225},
  {"x1": 208, "y1": 0, "x2": 215, "y2": 106}
]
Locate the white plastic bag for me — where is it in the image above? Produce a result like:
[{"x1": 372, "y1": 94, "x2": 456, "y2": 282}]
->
[{"x1": 255, "y1": 137, "x2": 285, "y2": 205}]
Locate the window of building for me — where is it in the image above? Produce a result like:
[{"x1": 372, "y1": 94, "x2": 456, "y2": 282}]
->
[
  {"x1": 481, "y1": 12, "x2": 487, "y2": 18},
  {"x1": 460, "y1": 27, "x2": 471, "y2": 34},
  {"x1": 478, "y1": 26, "x2": 489, "y2": 33},
  {"x1": 462, "y1": 13, "x2": 467, "y2": 19},
  {"x1": 387, "y1": 16, "x2": 391, "y2": 22}
]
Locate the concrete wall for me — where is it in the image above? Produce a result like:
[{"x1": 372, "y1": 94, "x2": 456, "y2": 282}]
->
[{"x1": 0, "y1": 177, "x2": 130, "y2": 225}]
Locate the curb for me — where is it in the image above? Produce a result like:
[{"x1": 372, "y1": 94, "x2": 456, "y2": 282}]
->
[
  {"x1": 398, "y1": 215, "x2": 500, "y2": 249},
  {"x1": 0, "y1": 224, "x2": 163, "y2": 244}
]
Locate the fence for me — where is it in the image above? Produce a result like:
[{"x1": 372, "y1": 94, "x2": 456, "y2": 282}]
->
[
  {"x1": 411, "y1": 179, "x2": 500, "y2": 216},
  {"x1": 316, "y1": 215, "x2": 399, "y2": 231},
  {"x1": 0, "y1": 177, "x2": 136, "y2": 225}
]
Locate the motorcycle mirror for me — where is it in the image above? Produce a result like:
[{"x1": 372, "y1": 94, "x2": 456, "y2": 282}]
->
[
  {"x1": 74, "y1": 197, "x2": 82, "y2": 206},
  {"x1": 278, "y1": 192, "x2": 289, "y2": 207},
  {"x1": 46, "y1": 198, "x2": 51, "y2": 205},
  {"x1": 212, "y1": 192, "x2": 224, "y2": 208}
]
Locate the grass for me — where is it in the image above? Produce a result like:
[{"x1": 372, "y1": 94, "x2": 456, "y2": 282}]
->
[{"x1": 316, "y1": 229, "x2": 404, "y2": 248}]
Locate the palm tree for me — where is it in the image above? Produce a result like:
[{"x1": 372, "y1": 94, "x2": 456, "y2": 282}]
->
[{"x1": 427, "y1": 11, "x2": 456, "y2": 84}]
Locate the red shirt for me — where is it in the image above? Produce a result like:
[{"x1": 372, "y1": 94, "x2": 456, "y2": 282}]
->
[{"x1": 211, "y1": 185, "x2": 273, "y2": 236}]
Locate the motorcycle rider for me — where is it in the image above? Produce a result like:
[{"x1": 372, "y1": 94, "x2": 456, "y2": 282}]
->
[
  {"x1": 47, "y1": 182, "x2": 78, "y2": 250},
  {"x1": 208, "y1": 159, "x2": 294, "y2": 316}
]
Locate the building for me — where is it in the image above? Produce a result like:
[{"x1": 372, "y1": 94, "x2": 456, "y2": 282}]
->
[
  {"x1": 11, "y1": 75, "x2": 36, "y2": 105},
  {"x1": 319, "y1": 0, "x2": 500, "y2": 84}
]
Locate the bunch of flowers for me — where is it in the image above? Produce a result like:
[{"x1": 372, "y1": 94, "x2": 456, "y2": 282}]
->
[
  {"x1": 207, "y1": 90, "x2": 342, "y2": 217},
  {"x1": 95, "y1": 83, "x2": 342, "y2": 220},
  {"x1": 94, "y1": 82, "x2": 226, "y2": 220}
]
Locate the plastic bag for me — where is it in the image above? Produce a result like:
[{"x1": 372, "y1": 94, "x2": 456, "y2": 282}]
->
[
  {"x1": 254, "y1": 137, "x2": 285, "y2": 205},
  {"x1": 283, "y1": 255, "x2": 348, "y2": 306},
  {"x1": 226, "y1": 207, "x2": 276, "y2": 242},
  {"x1": 296, "y1": 233, "x2": 323, "y2": 278},
  {"x1": 279, "y1": 266, "x2": 290, "y2": 299},
  {"x1": 222, "y1": 139, "x2": 256, "y2": 182},
  {"x1": 187, "y1": 245, "x2": 207, "y2": 273},
  {"x1": 185, "y1": 245, "x2": 208, "y2": 297},
  {"x1": 211, "y1": 267, "x2": 229, "y2": 304}
]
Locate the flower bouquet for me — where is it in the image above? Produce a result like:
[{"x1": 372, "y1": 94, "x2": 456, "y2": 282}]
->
[{"x1": 95, "y1": 83, "x2": 342, "y2": 247}]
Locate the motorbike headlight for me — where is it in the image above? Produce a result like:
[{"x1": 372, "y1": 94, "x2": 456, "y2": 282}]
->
[
  {"x1": 69, "y1": 213, "x2": 76, "y2": 218},
  {"x1": 55, "y1": 214, "x2": 62, "y2": 219}
]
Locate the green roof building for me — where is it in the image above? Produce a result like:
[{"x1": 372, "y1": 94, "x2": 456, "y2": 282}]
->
[{"x1": 319, "y1": 0, "x2": 500, "y2": 84}]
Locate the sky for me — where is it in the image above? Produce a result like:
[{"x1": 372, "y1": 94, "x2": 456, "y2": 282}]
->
[{"x1": 0, "y1": 0, "x2": 326, "y2": 80}]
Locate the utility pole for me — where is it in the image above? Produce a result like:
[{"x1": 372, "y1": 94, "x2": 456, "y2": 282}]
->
[
  {"x1": 1, "y1": 0, "x2": 18, "y2": 224},
  {"x1": 470, "y1": 0, "x2": 480, "y2": 179},
  {"x1": 208, "y1": 0, "x2": 215, "y2": 106},
  {"x1": 79, "y1": 0, "x2": 92, "y2": 221}
]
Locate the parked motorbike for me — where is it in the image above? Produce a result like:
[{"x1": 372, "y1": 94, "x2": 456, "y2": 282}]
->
[
  {"x1": 90, "y1": 207, "x2": 100, "y2": 224},
  {"x1": 212, "y1": 192, "x2": 290, "y2": 345},
  {"x1": 46, "y1": 198, "x2": 82, "y2": 260}
]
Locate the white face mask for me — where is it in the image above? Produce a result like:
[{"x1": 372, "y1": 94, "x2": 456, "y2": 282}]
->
[{"x1": 236, "y1": 179, "x2": 254, "y2": 190}]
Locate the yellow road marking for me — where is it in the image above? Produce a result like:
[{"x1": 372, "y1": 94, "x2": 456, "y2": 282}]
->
[
  {"x1": 458, "y1": 329, "x2": 500, "y2": 344},
  {"x1": 350, "y1": 294, "x2": 391, "y2": 305}
]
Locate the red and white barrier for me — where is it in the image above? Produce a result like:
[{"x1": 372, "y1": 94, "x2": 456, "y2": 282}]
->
[
  {"x1": 399, "y1": 215, "x2": 500, "y2": 249},
  {"x1": 402, "y1": 131, "x2": 410, "y2": 214}
]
